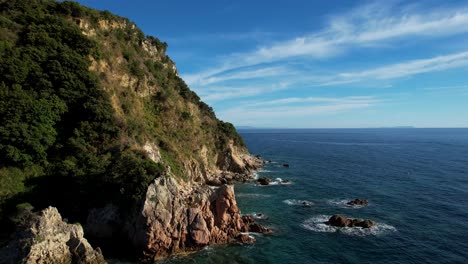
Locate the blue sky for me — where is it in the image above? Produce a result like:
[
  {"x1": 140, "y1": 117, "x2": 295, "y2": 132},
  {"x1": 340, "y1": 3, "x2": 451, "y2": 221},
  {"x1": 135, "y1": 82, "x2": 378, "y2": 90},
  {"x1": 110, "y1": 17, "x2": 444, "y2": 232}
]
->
[{"x1": 75, "y1": 0, "x2": 468, "y2": 128}]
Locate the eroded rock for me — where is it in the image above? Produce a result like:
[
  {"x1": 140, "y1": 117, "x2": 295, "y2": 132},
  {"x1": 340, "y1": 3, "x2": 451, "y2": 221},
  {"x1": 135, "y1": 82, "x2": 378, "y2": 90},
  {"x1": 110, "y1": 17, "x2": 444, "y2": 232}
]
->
[
  {"x1": 0, "y1": 207, "x2": 106, "y2": 264},
  {"x1": 326, "y1": 214, "x2": 375, "y2": 229}
]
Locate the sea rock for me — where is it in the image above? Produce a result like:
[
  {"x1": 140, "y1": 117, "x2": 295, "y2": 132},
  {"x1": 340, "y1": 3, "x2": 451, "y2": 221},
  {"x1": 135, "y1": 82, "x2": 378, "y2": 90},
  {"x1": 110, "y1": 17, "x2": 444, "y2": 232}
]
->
[
  {"x1": 128, "y1": 177, "x2": 257, "y2": 259},
  {"x1": 257, "y1": 177, "x2": 272, "y2": 186},
  {"x1": 346, "y1": 199, "x2": 369, "y2": 206},
  {"x1": 0, "y1": 207, "x2": 106, "y2": 264},
  {"x1": 282, "y1": 164, "x2": 289, "y2": 168},
  {"x1": 326, "y1": 214, "x2": 375, "y2": 228},
  {"x1": 244, "y1": 223, "x2": 273, "y2": 235},
  {"x1": 236, "y1": 234, "x2": 255, "y2": 244}
]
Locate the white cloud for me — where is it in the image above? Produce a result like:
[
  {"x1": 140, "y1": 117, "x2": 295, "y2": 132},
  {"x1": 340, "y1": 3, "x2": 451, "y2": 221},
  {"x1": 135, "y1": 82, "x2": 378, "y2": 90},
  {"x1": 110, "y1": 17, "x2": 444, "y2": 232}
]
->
[
  {"x1": 194, "y1": 82, "x2": 292, "y2": 103},
  {"x1": 184, "y1": 2, "x2": 468, "y2": 87},
  {"x1": 218, "y1": 96, "x2": 379, "y2": 123},
  {"x1": 333, "y1": 51, "x2": 468, "y2": 82}
]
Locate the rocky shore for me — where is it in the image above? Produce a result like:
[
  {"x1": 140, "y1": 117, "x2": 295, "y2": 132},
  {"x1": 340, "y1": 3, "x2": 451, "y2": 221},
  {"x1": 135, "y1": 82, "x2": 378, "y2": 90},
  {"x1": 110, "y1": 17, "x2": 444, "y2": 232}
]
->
[{"x1": 1, "y1": 154, "x2": 267, "y2": 263}]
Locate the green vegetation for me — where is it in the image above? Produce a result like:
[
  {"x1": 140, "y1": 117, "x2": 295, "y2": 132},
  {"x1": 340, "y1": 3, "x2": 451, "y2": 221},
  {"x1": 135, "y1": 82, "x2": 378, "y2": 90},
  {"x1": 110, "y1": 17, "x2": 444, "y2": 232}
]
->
[
  {"x1": 0, "y1": 0, "x2": 163, "y2": 222},
  {"x1": 0, "y1": 0, "x2": 247, "y2": 246}
]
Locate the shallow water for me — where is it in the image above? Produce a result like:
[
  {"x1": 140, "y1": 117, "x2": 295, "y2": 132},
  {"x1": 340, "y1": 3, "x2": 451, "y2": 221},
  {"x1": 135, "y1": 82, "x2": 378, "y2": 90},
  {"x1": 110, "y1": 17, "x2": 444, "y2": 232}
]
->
[{"x1": 155, "y1": 128, "x2": 468, "y2": 264}]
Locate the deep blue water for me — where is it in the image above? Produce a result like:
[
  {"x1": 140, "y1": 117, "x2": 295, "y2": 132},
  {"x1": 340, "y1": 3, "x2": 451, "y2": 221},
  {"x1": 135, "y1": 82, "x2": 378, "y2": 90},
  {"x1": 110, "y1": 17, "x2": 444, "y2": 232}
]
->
[{"x1": 161, "y1": 128, "x2": 468, "y2": 264}]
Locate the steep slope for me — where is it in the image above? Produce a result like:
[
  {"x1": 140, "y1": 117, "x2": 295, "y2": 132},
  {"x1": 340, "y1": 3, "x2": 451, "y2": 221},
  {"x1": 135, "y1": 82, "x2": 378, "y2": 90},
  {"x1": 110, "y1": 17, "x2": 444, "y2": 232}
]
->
[{"x1": 0, "y1": 0, "x2": 264, "y2": 261}]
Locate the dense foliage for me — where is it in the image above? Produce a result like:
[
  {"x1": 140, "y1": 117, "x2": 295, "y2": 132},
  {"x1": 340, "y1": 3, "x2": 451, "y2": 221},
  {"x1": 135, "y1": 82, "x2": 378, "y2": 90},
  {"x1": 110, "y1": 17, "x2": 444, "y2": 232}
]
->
[
  {"x1": 0, "y1": 0, "x2": 246, "y2": 248},
  {"x1": 0, "y1": 0, "x2": 164, "y2": 225}
]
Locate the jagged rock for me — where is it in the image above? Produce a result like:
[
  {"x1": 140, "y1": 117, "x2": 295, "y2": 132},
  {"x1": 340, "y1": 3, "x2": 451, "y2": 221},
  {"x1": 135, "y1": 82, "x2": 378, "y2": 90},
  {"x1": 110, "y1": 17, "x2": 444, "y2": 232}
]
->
[
  {"x1": 128, "y1": 177, "x2": 252, "y2": 259},
  {"x1": 236, "y1": 234, "x2": 255, "y2": 244},
  {"x1": 244, "y1": 223, "x2": 273, "y2": 235},
  {"x1": 346, "y1": 199, "x2": 369, "y2": 206},
  {"x1": 326, "y1": 214, "x2": 375, "y2": 228},
  {"x1": 257, "y1": 177, "x2": 272, "y2": 186},
  {"x1": 0, "y1": 207, "x2": 106, "y2": 264}
]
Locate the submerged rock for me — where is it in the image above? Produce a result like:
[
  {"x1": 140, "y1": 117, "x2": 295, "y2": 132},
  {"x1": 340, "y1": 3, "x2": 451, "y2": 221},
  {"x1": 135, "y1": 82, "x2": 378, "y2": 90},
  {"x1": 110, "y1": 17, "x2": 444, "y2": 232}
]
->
[
  {"x1": 282, "y1": 164, "x2": 289, "y2": 168},
  {"x1": 346, "y1": 199, "x2": 369, "y2": 206},
  {"x1": 326, "y1": 214, "x2": 375, "y2": 228},
  {"x1": 0, "y1": 207, "x2": 106, "y2": 264}
]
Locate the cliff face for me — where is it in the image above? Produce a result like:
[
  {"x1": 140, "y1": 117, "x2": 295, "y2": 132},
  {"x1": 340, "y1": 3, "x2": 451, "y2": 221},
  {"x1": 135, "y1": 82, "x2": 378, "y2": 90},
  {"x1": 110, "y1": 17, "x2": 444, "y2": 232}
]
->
[{"x1": 0, "y1": 0, "x2": 265, "y2": 261}]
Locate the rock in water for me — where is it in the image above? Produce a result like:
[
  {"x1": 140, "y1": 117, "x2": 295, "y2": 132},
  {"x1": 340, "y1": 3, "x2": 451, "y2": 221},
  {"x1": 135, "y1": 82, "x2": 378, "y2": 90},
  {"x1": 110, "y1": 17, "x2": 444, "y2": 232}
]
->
[
  {"x1": 236, "y1": 234, "x2": 256, "y2": 244},
  {"x1": 0, "y1": 207, "x2": 106, "y2": 264},
  {"x1": 257, "y1": 177, "x2": 272, "y2": 185},
  {"x1": 346, "y1": 199, "x2": 369, "y2": 206},
  {"x1": 128, "y1": 177, "x2": 268, "y2": 259},
  {"x1": 326, "y1": 214, "x2": 375, "y2": 229}
]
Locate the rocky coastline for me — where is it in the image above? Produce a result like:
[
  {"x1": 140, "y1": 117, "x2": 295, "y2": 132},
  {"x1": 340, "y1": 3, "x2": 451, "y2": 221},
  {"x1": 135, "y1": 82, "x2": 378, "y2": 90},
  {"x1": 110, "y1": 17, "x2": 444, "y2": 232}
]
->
[{"x1": 1, "y1": 154, "x2": 268, "y2": 263}]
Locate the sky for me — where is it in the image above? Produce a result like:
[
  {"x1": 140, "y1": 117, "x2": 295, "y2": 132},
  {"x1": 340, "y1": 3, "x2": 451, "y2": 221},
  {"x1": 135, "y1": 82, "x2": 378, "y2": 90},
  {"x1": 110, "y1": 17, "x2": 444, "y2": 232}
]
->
[{"x1": 74, "y1": 0, "x2": 468, "y2": 128}]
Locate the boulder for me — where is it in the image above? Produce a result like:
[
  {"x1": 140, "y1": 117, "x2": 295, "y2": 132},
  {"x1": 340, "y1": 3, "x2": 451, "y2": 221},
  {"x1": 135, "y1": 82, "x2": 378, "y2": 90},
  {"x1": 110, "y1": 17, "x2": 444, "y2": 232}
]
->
[
  {"x1": 326, "y1": 214, "x2": 375, "y2": 229},
  {"x1": 257, "y1": 177, "x2": 271, "y2": 186},
  {"x1": 236, "y1": 234, "x2": 255, "y2": 244},
  {"x1": 346, "y1": 199, "x2": 368, "y2": 206},
  {"x1": 0, "y1": 207, "x2": 106, "y2": 264}
]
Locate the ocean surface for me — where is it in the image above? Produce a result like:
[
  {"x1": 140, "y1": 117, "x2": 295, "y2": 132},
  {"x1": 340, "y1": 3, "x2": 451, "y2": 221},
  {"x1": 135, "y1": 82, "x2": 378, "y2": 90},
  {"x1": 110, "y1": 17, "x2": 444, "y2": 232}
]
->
[{"x1": 160, "y1": 128, "x2": 468, "y2": 264}]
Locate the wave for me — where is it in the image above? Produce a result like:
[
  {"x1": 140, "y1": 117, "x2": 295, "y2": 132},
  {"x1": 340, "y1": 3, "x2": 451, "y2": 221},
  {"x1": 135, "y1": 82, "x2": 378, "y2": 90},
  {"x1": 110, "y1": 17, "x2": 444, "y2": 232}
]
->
[
  {"x1": 257, "y1": 169, "x2": 272, "y2": 173},
  {"x1": 301, "y1": 215, "x2": 396, "y2": 237},
  {"x1": 251, "y1": 172, "x2": 259, "y2": 180},
  {"x1": 283, "y1": 199, "x2": 314, "y2": 207}
]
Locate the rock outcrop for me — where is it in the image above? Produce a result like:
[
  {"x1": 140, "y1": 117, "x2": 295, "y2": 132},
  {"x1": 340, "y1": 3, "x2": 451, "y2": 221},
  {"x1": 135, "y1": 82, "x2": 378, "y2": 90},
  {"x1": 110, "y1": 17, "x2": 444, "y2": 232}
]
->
[
  {"x1": 127, "y1": 176, "x2": 269, "y2": 260},
  {"x1": 0, "y1": 207, "x2": 105, "y2": 264},
  {"x1": 257, "y1": 177, "x2": 272, "y2": 186},
  {"x1": 346, "y1": 199, "x2": 369, "y2": 206},
  {"x1": 326, "y1": 214, "x2": 375, "y2": 228}
]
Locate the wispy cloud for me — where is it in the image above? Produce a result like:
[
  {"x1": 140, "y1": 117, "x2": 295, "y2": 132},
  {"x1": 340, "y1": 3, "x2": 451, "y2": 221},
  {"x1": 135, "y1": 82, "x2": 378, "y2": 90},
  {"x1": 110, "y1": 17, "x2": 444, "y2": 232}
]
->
[
  {"x1": 330, "y1": 51, "x2": 468, "y2": 83},
  {"x1": 183, "y1": 2, "x2": 468, "y2": 87},
  {"x1": 187, "y1": 66, "x2": 295, "y2": 86},
  {"x1": 194, "y1": 82, "x2": 292, "y2": 103},
  {"x1": 218, "y1": 96, "x2": 380, "y2": 122}
]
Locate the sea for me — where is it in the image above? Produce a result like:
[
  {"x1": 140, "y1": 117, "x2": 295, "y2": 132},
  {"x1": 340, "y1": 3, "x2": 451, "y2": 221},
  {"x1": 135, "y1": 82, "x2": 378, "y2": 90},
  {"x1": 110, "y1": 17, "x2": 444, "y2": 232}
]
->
[{"x1": 160, "y1": 128, "x2": 468, "y2": 264}]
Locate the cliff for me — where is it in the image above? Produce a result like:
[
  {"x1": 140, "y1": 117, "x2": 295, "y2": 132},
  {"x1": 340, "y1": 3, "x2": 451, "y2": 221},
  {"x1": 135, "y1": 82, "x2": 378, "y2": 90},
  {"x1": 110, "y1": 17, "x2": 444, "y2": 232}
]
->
[{"x1": 0, "y1": 0, "x2": 266, "y2": 261}]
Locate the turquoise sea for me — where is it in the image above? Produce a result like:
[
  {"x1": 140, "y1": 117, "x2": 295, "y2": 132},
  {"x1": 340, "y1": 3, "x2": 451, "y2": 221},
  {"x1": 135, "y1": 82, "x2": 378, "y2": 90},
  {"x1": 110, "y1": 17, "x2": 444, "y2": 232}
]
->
[{"x1": 160, "y1": 128, "x2": 468, "y2": 264}]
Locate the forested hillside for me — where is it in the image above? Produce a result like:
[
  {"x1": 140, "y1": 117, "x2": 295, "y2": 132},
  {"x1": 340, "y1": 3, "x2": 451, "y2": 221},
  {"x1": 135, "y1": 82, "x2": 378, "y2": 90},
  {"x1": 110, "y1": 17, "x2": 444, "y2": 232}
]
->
[{"x1": 0, "y1": 0, "x2": 247, "y2": 246}]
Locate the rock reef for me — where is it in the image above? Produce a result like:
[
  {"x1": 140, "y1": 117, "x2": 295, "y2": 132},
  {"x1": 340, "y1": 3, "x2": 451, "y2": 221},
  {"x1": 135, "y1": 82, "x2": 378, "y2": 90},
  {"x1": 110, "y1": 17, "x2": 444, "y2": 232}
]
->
[{"x1": 326, "y1": 214, "x2": 375, "y2": 228}]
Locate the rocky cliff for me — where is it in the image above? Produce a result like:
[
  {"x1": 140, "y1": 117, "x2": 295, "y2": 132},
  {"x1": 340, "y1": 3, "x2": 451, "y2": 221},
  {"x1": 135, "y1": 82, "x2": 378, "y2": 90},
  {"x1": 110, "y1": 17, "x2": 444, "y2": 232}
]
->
[
  {"x1": 0, "y1": 0, "x2": 267, "y2": 261},
  {"x1": 0, "y1": 207, "x2": 105, "y2": 264}
]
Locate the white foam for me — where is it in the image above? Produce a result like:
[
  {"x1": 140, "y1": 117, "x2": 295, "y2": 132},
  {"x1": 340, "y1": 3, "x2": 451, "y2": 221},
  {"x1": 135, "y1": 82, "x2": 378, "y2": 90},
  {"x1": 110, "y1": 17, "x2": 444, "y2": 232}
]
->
[
  {"x1": 283, "y1": 199, "x2": 314, "y2": 207},
  {"x1": 258, "y1": 169, "x2": 272, "y2": 173},
  {"x1": 256, "y1": 178, "x2": 292, "y2": 186},
  {"x1": 251, "y1": 172, "x2": 259, "y2": 180},
  {"x1": 252, "y1": 213, "x2": 268, "y2": 219},
  {"x1": 301, "y1": 215, "x2": 397, "y2": 237}
]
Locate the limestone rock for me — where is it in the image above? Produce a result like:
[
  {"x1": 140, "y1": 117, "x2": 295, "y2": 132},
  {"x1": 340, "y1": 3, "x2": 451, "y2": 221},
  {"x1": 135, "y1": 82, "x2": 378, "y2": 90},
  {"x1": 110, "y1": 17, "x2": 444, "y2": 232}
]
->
[{"x1": 0, "y1": 207, "x2": 106, "y2": 264}]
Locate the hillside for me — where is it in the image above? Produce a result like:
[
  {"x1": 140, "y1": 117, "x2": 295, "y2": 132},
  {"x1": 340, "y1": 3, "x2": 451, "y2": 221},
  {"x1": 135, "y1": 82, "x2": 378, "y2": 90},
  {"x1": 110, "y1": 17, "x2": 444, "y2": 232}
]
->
[{"x1": 0, "y1": 0, "x2": 264, "y2": 261}]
